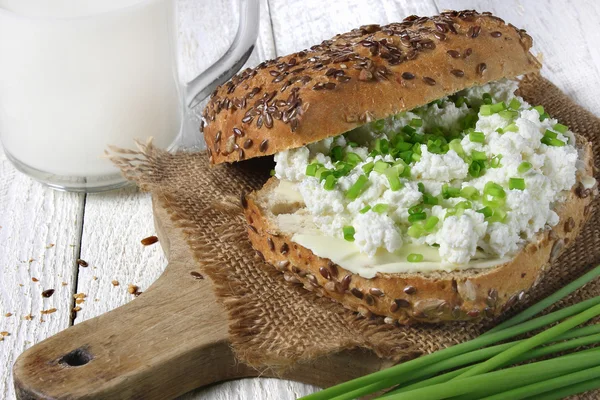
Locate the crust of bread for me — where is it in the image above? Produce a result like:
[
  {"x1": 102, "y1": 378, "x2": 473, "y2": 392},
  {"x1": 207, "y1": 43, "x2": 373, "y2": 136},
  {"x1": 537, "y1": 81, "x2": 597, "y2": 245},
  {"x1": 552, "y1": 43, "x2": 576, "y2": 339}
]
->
[
  {"x1": 203, "y1": 10, "x2": 540, "y2": 165},
  {"x1": 242, "y1": 139, "x2": 596, "y2": 324}
]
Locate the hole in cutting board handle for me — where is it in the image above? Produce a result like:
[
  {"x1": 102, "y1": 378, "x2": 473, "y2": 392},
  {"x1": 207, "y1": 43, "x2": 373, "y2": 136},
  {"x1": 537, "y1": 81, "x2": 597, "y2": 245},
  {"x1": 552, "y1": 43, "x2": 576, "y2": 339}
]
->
[{"x1": 59, "y1": 347, "x2": 94, "y2": 367}]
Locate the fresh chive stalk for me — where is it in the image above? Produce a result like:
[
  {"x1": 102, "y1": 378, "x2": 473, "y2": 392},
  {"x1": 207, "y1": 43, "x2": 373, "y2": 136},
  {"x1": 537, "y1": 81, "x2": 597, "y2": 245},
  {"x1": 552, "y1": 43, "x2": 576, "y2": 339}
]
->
[
  {"x1": 485, "y1": 265, "x2": 600, "y2": 334},
  {"x1": 384, "y1": 349, "x2": 600, "y2": 400},
  {"x1": 302, "y1": 267, "x2": 600, "y2": 400},
  {"x1": 301, "y1": 294, "x2": 600, "y2": 400},
  {"x1": 533, "y1": 377, "x2": 600, "y2": 400}
]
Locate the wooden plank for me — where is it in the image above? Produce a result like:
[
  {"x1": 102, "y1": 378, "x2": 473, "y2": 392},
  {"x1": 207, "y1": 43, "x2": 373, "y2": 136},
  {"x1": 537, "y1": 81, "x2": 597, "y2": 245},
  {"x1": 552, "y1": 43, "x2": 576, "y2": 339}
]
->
[
  {"x1": 435, "y1": 0, "x2": 600, "y2": 115},
  {"x1": 0, "y1": 144, "x2": 84, "y2": 399},
  {"x1": 268, "y1": 0, "x2": 439, "y2": 55}
]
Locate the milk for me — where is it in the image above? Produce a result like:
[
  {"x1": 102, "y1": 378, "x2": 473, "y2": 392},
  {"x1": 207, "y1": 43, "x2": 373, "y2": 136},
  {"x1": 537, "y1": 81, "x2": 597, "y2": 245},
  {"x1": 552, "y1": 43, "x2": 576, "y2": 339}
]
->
[{"x1": 0, "y1": 0, "x2": 182, "y2": 179}]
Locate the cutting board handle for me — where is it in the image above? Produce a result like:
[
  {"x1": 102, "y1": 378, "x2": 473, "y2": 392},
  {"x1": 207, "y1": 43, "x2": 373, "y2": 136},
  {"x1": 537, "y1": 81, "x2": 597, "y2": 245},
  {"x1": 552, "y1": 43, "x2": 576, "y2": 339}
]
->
[{"x1": 13, "y1": 198, "x2": 391, "y2": 399}]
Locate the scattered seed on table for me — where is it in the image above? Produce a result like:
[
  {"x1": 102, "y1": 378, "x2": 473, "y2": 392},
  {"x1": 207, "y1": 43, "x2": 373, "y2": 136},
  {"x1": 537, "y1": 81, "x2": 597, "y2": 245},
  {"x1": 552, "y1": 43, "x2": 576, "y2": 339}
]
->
[
  {"x1": 41, "y1": 289, "x2": 55, "y2": 298},
  {"x1": 141, "y1": 236, "x2": 159, "y2": 246},
  {"x1": 77, "y1": 259, "x2": 89, "y2": 267}
]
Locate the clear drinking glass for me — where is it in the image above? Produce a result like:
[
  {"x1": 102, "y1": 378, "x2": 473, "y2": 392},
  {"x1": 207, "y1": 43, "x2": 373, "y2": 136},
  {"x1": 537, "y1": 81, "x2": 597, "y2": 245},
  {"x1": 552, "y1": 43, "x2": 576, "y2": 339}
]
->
[{"x1": 0, "y1": 0, "x2": 259, "y2": 192}]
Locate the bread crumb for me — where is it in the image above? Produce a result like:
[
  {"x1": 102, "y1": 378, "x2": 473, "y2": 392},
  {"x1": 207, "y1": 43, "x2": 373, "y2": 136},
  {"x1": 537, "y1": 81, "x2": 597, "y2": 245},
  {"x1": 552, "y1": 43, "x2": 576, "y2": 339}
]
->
[
  {"x1": 46, "y1": 243, "x2": 55, "y2": 249},
  {"x1": 73, "y1": 293, "x2": 86, "y2": 299},
  {"x1": 4, "y1": 313, "x2": 12, "y2": 317},
  {"x1": 128, "y1": 284, "x2": 139, "y2": 294},
  {"x1": 75, "y1": 299, "x2": 85, "y2": 304},
  {"x1": 93, "y1": 276, "x2": 98, "y2": 281},
  {"x1": 0, "y1": 331, "x2": 9, "y2": 336},
  {"x1": 77, "y1": 259, "x2": 89, "y2": 267},
  {"x1": 41, "y1": 308, "x2": 57, "y2": 315},
  {"x1": 31, "y1": 277, "x2": 39, "y2": 282},
  {"x1": 62, "y1": 282, "x2": 68, "y2": 286},
  {"x1": 112, "y1": 280, "x2": 119, "y2": 287},
  {"x1": 23, "y1": 314, "x2": 33, "y2": 320},
  {"x1": 72, "y1": 306, "x2": 82, "y2": 312}
]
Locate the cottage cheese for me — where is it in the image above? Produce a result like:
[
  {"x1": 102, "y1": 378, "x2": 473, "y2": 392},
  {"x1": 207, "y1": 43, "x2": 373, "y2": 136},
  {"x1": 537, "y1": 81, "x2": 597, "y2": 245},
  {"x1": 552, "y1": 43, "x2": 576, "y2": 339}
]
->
[{"x1": 273, "y1": 79, "x2": 591, "y2": 268}]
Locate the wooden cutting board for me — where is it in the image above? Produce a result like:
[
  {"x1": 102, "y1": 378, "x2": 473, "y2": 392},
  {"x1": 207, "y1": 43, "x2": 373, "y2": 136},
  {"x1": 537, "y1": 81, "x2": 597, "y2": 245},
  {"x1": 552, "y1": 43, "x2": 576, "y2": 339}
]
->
[{"x1": 12, "y1": 194, "x2": 393, "y2": 399}]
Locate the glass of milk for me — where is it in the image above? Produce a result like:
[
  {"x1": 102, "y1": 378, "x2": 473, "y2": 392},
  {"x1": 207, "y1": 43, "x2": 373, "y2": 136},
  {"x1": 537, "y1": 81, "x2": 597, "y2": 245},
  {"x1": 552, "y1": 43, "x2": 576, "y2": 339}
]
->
[{"x1": 0, "y1": 0, "x2": 259, "y2": 192}]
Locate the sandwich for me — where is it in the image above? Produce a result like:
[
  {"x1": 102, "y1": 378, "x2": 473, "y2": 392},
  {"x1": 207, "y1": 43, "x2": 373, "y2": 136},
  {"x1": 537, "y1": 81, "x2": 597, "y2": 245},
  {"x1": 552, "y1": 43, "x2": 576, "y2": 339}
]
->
[{"x1": 201, "y1": 10, "x2": 597, "y2": 324}]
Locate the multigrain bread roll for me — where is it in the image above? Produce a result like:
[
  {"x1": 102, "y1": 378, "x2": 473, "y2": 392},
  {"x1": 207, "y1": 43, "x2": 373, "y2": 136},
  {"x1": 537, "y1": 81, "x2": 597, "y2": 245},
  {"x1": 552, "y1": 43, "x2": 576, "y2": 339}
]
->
[
  {"x1": 201, "y1": 10, "x2": 598, "y2": 323},
  {"x1": 202, "y1": 10, "x2": 540, "y2": 164}
]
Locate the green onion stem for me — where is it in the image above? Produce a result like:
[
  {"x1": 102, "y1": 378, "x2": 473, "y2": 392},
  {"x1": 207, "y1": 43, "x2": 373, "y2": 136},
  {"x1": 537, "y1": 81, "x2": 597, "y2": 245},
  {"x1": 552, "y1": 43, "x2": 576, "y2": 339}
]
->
[
  {"x1": 300, "y1": 295, "x2": 600, "y2": 400},
  {"x1": 532, "y1": 377, "x2": 600, "y2": 400},
  {"x1": 377, "y1": 326, "x2": 600, "y2": 399},
  {"x1": 453, "y1": 303, "x2": 600, "y2": 380},
  {"x1": 485, "y1": 265, "x2": 600, "y2": 334},
  {"x1": 480, "y1": 365, "x2": 600, "y2": 400},
  {"x1": 382, "y1": 348, "x2": 600, "y2": 400}
]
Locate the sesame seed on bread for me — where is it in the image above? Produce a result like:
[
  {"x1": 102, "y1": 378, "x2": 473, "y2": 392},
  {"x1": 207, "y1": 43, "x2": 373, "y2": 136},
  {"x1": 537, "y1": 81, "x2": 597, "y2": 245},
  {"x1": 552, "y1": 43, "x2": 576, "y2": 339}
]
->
[{"x1": 202, "y1": 10, "x2": 541, "y2": 165}]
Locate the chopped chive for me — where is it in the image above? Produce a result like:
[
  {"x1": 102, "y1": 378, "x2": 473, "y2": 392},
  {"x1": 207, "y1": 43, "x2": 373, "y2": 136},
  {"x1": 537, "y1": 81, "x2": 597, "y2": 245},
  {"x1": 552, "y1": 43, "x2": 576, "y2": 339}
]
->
[
  {"x1": 386, "y1": 167, "x2": 403, "y2": 191},
  {"x1": 518, "y1": 162, "x2": 532, "y2": 174},
  {"x1": 480, "y1": 104, "x2": 493, "y2": 116},
  {"x1": 442, "y1": 184, "x2": 461, "y2": 199},
  {"x1": 407, "y1": 253, "x2": 424, "y2": 262},
  {"x1": 509, "y1": 98, "x2": 521, "y2": 110},
  {"x1": 484, "y1": 181, "x2": 506, "y2": 198},
  {"x1": 496, "y1": 127, "x2": 504, "y2": 134},
  {"x1": 372, "y1": 203, "x2": 389, "y2": 214},
  {"x1": 488, "y1": 207, "x2": 507, "y2": 223},
  {"x1": 345, "y1": 152, "x2": 363, "y2": 165},
  {"x1": 362, "y1": 161, "x2": 374, "y2": 175},
  {"x1": 345, "y1": 175, "x2": 368, "y2": 200},
  {"x1": 460, "y1": 186, "x2": 480, "y2": 200},
  {"x1": 449, "y1": 139, "x2": 465, "y2": 157},
  {"x1": 374, "y1": 138, "x2": 389, "y2": 154},
  {"x1": 482, "y1": 93, "x2": 493, "y2": 104},
  {"x1": 270, "y1": 169, "x2": 276, "y2": 176},
  {"x1": 490, "y1": 102, "x2": 506, "y2": 113},
  {"x1": 540, "y1": 112, "x2": 550, "y2": 121},
  {"x1": 402, "y1": 125, "x2": 416, "y2": 135},
  {"x1": 541, "y1": 136, "x2": 566, "y2": 147},
  {"x1": 472, "y1": 150, "x2": 487, "y2": 161},
  {"x1": 469, "y1": 131, "x2": 486, "y2": 143},
  {"x1": 395, "y1": 141, "x2": 413, "y2": 152},
  {"x1": 469, "y1": 160, "x2": 485, "y2": 177},
  {"x1": 417, "y1": 182, "x2": 425, "y2": 193},
  {"x1": 342, "y1": 226, "x2": 355, "y2": 242},
  {"x1": 410, "y1": 118, "x2": 423, "y2": 127},
  {"x1": 323, "y1": 174, "x2": 337, "y2": 190},
  {"x1": 407, "y1": 223, "x2": 426, "y2": 238},
  {"x1": 315, "y1": 167, "x2": 331, "y2": 181},
  {"x1": 509, "y1": 177, "x2": 526, "y2": 190},
  {"x1": 408, "y1": 212, "x2": 427, "y2": 223},
  {"x1": 455, "y1": 96, "x2": 466, "y2": 107},
  {"x1": 373, "y1": 119, "x2": 385, "y2": 132},
  {"x1": 359, "y1": 205, "x2": 371, "y2": 214},
  {"x1": 532, "y1": 105, "x2": 545, "y2": 115},
  {"x1": 424, "y1": 216, "x2": 439, "y2": 231},
  {"x1": 305, "y1": 163, "x2": 319, "y2": 177},
  {"x1": 330, "y1": 146, "x2": 343, "y2": 162},
  {"x1": 374, "y1": 160, "x2": 390, "y2": 173},
  {"x1": 477, "y1": 206, "x2": 493, "y2": 218},
  {"x1": 553, "y1": 123, "x2": 568, "y2": 134},
  {"x1": 408, "y1": 204, "x2": 424, "y2": 215},
  {"x1": 455, "y1": 200, "x2": 472, "y2": 209},
  {"x1": 498, "y1": 110, "x2": 519, "y2": 119},
  {"x1": 544, "y1": 129, "x2": 558, "y2": 139},
  {"x1": 347, "y1": 141, "x2": 359, "y2": 148},
  {"x1": 411, "y1": 152, "x2": 421, "y2": 162},
  {"x1": 423, "y1": 193, "x2": 439, "y2": 205},
  {"x1": 504, "y1": 122, "x2": 518, "y2": 132},
  {"x1": 490, "y1": 154, "x2": 503, "y2": 168},
  {"x1": 398, "y1": 150, "x2": 413, "y2": 164},
  {"x1": 400, "y1": 165, "x2": 411, "y2": 178}
]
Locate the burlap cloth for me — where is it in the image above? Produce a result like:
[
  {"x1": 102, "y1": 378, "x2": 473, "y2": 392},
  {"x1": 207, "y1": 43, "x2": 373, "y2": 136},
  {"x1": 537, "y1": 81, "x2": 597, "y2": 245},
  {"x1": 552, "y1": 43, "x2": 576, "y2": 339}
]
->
[{"x1": 111, "y1": 74, "x2": 600, "y2": 398}]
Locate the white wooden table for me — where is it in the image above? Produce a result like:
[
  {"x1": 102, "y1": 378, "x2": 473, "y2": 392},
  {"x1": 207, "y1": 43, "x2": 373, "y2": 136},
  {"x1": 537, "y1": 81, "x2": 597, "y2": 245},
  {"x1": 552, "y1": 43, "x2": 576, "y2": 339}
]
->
[{"x1": 1, "y1": 0, "x2": 599, "y2": 399}]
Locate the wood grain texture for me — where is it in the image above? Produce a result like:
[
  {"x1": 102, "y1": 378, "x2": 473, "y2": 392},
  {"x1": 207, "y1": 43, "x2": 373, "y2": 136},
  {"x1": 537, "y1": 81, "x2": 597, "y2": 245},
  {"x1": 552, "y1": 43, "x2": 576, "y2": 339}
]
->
[
  {"x1": 12, "y1": 196, "x2": 393, "y2": 399},
  {"x1": 0, "y1": 144, "x2": 84, "y2": 400}
]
